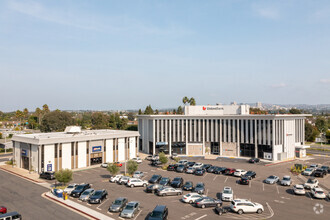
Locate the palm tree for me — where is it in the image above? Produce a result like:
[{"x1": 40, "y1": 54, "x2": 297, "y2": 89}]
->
[
  {"x1": 182, "y1": 96, "x2": 189, "y2": 105},
  {"x1": 189, "y1": 97, "x2": 196, "y2": 106}
]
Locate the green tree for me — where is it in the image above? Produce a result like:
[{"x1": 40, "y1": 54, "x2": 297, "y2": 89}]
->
[
  {"x1": 127, "y1": 160, "x2": 138, "y2": 175},
  {"x1": 177, "y1": 106, "x2": 183, "y2": 114},
  {"x1": 126, "y1": 125, "x2": 138, "y2": 131},
  {"x1": 138, "y1": 109, "x2": 143, "y2": 115},
  {"x1": 159, "y1": 152, "x2": 168, "y2": 164},
  {"x1": 173, "y1": 109, "x2": 176, "y2": 114},
  {"x1": 23, "y1": 108, "x2": 29, "y2": 120},
  {"x1": 107, "y1": 163, "x2": 120, "y2": 176},
  {"x1": 42, "y1": 104, "x2": 50, "y2": 114},
  {"x1": 15, "y1": 110, "x2": 24, "y2": 122},
  {"x1": 315, "y1": 117, "x2": 328, "y2": 133},
  {"x1": 91, "y1": 112, "x2": 110, "y2": 129},
  {"x1": 127, "y1": 112, "x2": 135, "y2": 121},
  {"x1": 305, "y1": 122, "x2": 320, "y2": 142},
  {"x1": 289, "y1": 108, "x2": 302, "y2": 114},
  {"x1": 182, "y1": 96, "x2": 189, "y2": 105},
  {"x1": 144, "y1": 105, "x2": 154, "y2": 115},
  {"x1": 155, "y1": 109, "x2": 159, "y2": 115},
  {"x1": 189, "y1": 97, "x2": 196, "y2": 106},
  {"x1": 54, "y1": 169, "x2": 73, "y2": 185},
  {"x1": 40, "y1": 111, "x2": 75, "y2": 132},
  {"x1": 27, "y1": 116, "x2": 39, "y2": 129}
]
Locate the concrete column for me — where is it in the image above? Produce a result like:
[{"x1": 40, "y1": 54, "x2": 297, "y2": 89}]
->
[
  {"x1": 152, "y1": 120, "x2": 155, "y2": 155},
  {"x1": 267, "y1": 120, "x2": 271, "y2": 146},
  {"x1": 29, "y1": 144, "x2": 32, "y2": 171},
  {"x1": 263, "y1": 120, "x2": 267, "y2": 145},
  {"x1": 236, "y1": 120, "x2": 240, "y2": 157},
  {"x1": 169, "y1": 120, "x2": 172, "y2": 155},
  {"x1": 254, "y1": 120, "x2": 258, "y2": 158},
  {"x1": 185, "y1": 119, "x2": 188, "y2": 155},
  {"x1": 161, "y1": 120, "x2": 164, "y2": 142},
  {"x1": 173, "y1": 119, "x2": 176, "y2": 142},
  {"x1": 215, "y1": 119, "x2": 218, "y2": 142},
  {"x1": 194, "y1": 119, "x2": 197, "y2": 142},
  {"x1": 57, "y1": 145, "x2": 59, "y2": 171},
  {"x1": 258, "y1": 120, "x2": 262, "y2": 145},
  {"x1": 240, "y1": 119, "x2": 244, "y2": 143},
  {"x1": 181, "y1": 119, "x2": 184, "y2": 142},
  {"x1": 210, "y1": 119, "x2": 214, "y2": 142},
  {"x1": 245, "y1": 120, "x2": 249, "y2": 143},
  {"x1": 219, "y1": 119, "x2": 222, "y2": 155},
  {"x1": 272, "y1": 119, "x2": 276, "y2": 161},
  {"x1": 189, "y1": 119, "x2": 192, "y2": 142},
  {"x1": 206, "y1": 120, "x2": 209, "y2": 142},
  {"x1": 74, "y1": 142, "x2": 77, "y2": 168},
  {"x1": 232, "y1": 120, "x2": 236, "y2": 143},
  {"x1": 302, "y1": 119, "x2": 305, "y2": 145},
  {"x1": 224, "y1": 119, "x2": 227, "y2": 143},
  {"x1": 228, "y1": 119, "x2": 231, "y2": 143},
  {"x1": 165, "y1": 120, "x2": 168, "y2": 143},
  {"x1": 202, "y1": 119, "x2": 205, "y2": 156}
]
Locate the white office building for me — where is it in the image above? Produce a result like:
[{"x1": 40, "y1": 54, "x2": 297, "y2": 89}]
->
[
  {"x1": 138, "y1": 104, "x2": 310, "y2": 161},
  {"x1": 12, "y1": 126, "x2": 139, "y2": 172}
]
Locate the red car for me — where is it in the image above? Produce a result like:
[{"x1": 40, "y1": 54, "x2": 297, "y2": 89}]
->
[
  {"x1": 114, "y1": 162, "x2": 123, "y2": 167},
  {"x1": 0, "y1": 206, "x2": 7, "y2": 214},
  {"x1": 225, "y1": 168, "x2": 236, "y2": 175}
]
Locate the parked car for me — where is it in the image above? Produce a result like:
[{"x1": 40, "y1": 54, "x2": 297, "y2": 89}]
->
[
  {"x1": 264, "y1": 175, "x2": 279, "y2": 184},
  {"x1": 314, "y1": 168, "x2": 327, "y2": 177},
  {"x1": 311, "y1": 187, "x2": 326, "y2": 199},
  {"x1": 0, "y1": 212, "x2": 22, "y2": 220},
  {"x1": 145, "y1": 155, "x2": 153, "y2": 161},
  {"x1": 186, "y1": 167, "x2": 196, "y2": 174},
  {"x1": 0, "y1": 207, "x2": 7, "y2": 214},
  {"x1": 127, "y1": 178, "x2": 148, "y2": 188},
  {"x1": 320, "y1": 165, "x2": 329, "y2": 173},
  {"x1": 145, "y1": 205, "x2": 168, "y2": 220},
  {"x1": 238, "y1": 177, "x2": 249, "y2": 185},
  {"x1": 195, "y1": 197, "x2": 222, "y2": 209},
  {"x1": 221, "y1": 187, "x2": 233, "y2": 201},
  {"x1": 151, "y1": 155, "x2": 160, "y2": 161},
  {"x1": 170, "y1": 177, "x2": 184, "y2": 188},
  {"x1": 88, "y1": 189, "x2": 108, "y2": 204},
  {"x1": 70, "y1": 183, "x2": 91, "y2": 198},
  {"x1": 192, "y1": 162, "x2": 203, "y2": 169},
  {"x1": 224, "y1": 168, "x2": 236, "y2": 176},
  {"x1": 157, "y1": 187, "x2": 183, "y2": 196},
  {"x1": 248, "y1": 158, "x2": 260, "y2": 163},
  {"x1": 109, "y1": 197, "x2": 128, "y2": 213},
  {"x1": 146, "y1": 184, "x2": 162, "y2": 193},
  {"x1": 119, "y1": 176, "x2": 131, "y2": 185},
  {"x1": 110, "y1": 174, "x2": 123, "y2": 183},
  {"x1": 207, "y1": 166, "x2": 217, "y2": 173},
  {"x1": 181, "y1": 193, "x2": 205, "y2": 204},
  {"x1": 303, "y1": 168, "x2": 315, "y2": 176},
  {"x1": 281, "y1": 176, "x2": 292, "y2": 186},
  {"x1": 133, "y1": 171, "x2": 144, "y2": 179},
  {"x1": 159, "y1": 177, "x2": 171, "y2": 186},
  {"x1": 131, "y1": 157, "x2": 143, "y2": 164},
  {"x1": 234, "y1": 169, "x2": 247, "y2": 177},
  {"x1": 214, "y1": 167, "x2": 226, "y2": 174},
  {"x1": 170, "y1": 153, "x2": 178, "y2": 160},
  {"x1": 310, "y1": 164, "x2": 318, "y2": 169},
  {"x1": 182, "y1": 181, "x2": 194, "y2": 191},
  {"x1": 149, "y1": 175, "x2": 162, "y2": 184},
  {"x1": 176, "y1": 164, "x2": 187, "y2": 173},
  {"x1": 101, "y1": 163, "x2": 108, "y2": 168},
  {"x1": 195, "y1": 168, "x2": 206, "y2": 176},
  {"x1": 114, "y1": 162, "x2": 123, "y2": 167},
  {"x1": 243, "y1": 171, "x2": 256, "y2": 180},
  {"x1": 193, "y1": 182, "x2": 205, "y2": 194},
  {"x1": 79, "y1": 188, "x2": 95, "y2": 202},
  {"x1": 39, "y1": 171, "x2": 55, "y2": 180},
  {"x1": 167, "y1": 164, "x2": 177, "y2": 171},
  {"x1": 151, "y1": 160, "x2": 162, "y2": 166},
  {"x1": 304, "y1": 178, "x2": 319, "y2": 189},
  {"x1": 293, "y1": 184, "x2": 306, "y2": 195},
  {"x1": 120, "y1": 201, "x2": 140, "y2": 218},
  {"x1": 64, "y1": 183, "x2": 77, "y2": 194},
  {"x1": 177, "y1": 159, "x2": 188, "y2": 165},
  {"x1": 186, "y1": 162, "x2": 196, "y2": 167},
  {"x1": 230, "y1": 199, "x2": 264, "y2": 214},
  {"x1": 201, "y1": 164, "x2": 212, "y2": 170}
]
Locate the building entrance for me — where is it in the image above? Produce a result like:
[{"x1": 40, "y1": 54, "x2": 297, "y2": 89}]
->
[
  {"x1": 211, "y1": 142, "x2": 219, "y2": 154},
  {"x1": 22, "y1": 156, "x2": 29, "y2": 170},
  {"x1": 90, "y1": 153, "x2": 102, "y2": 165}
]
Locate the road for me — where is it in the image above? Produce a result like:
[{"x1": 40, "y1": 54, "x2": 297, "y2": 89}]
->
[
  {"x1": 307, "y1": 149, "x2": 330, "y2": 156},
  {"x1": 0, "y1": 170, "x2": 87, "y2": 220},
  {"x1": 0, "y1": 153, "x2": 12, "y2": 158}
]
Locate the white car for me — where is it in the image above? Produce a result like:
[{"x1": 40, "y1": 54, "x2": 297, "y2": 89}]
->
[
  {"x1": 311, "y1": 187, "x2": 326, "y2": 199},
  {"x1": 126, "y1": 178, "x2": 148, "y2": 188},
  {"x1": 64, "y1": 184, "x2": 77, "y2": 194},
  {"x1": 110, "y1": 174, "x2": 123, "y2": 183},
  {"x1": 221, "y1": 187, "x2": 233, "y2": 201},
  {"x1": 133, "y1": 171, "x2": 144, "y2": 178},
  {"x1": 177, "y1": 160, "x2": 188, "y2": 165},
  {"x1": 280, "y1": 176, "x2": 292, "y2": 186},
  {"x1": 304, "y1": 178, "x2": 319, "y2": 189},
  {"x1": 192, "y1": 162, "x2": 204, "y2": 169},
  {"x1": 230, "y1": 199, "x2": 264, "y2": 215},
  {"x1": 310, "y1": 164, "x2": 318, "y2": 169},
  {"x1": 181, "y1": 193, "x2": 205, "y2": 204},
  {"x1": 131, "y1": 157, "x2": 143, "y2": 164},
  {"x1": 101, "y1": 163, "x2": 108, "y2": 168},
  {"x1": 293, "y1": 184, "x2": 305, "y2": 195},
  {"x1": 233, "y1": 169, "x2": 247, "y2": 177},
  {"x1": 119, "y1": 176, "x2": 130, "y2": 185},
  {"x1": 303, "y1": 168, "x2": 315, "y2": 176}
]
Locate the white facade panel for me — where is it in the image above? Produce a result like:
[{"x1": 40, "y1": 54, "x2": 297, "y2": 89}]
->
[
  {"x1": 61, "y1": 143, "x2": 71, "y2": 169},
  {"x1": 105, "y1": 139, "x2": 113, "y2": 163},
  {"x1": 118, "y1": 138, "x2": 125, "y2": 161},
  {"x1": 129, "y1": 137, "x2": 136, "y2": 159},
  {"x1": 31, "y1": 144, "x2": 38, "y2": 172},
  {"x1": 44, "y1": 144, "x2": 55, "y2": 172},
  {"x1": 78, "y1": 141, "x2": 87, "y2": 168}
]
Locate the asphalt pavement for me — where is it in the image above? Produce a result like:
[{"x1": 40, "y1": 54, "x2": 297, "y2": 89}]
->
[{"x1": 0, "y1": 169, "x2": 87, "y2": 220}]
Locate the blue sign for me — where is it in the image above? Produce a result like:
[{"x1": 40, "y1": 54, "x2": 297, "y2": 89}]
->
[
  {"x1": 47, "y1": 164, "x2": 52, "y2": 172},
  {"x1": 21, "y1": 149, "x2": 27, "y2": 156},
  {"x1": 92, "y1": 146, "x2": 102, "y2": 152}
]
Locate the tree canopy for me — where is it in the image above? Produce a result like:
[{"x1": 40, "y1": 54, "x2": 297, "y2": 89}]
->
[{"x1": 40, "y1": 111, "x2": 75, "y2": 132}]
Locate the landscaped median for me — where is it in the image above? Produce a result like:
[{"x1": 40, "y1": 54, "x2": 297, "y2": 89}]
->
[{"x1": 43, "y1": 191, "x2": 114, "y2": 220}]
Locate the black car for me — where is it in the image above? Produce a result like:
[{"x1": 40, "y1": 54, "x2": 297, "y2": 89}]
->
[
  {"x1": 176, "y1": 164, "x2": 187, "y2": 173},
  {"x1": 238, "y1": 177, "x2": 249, "y2": 185},
  {"x1": 207, "y1": 166, "x2": 217, "y2": 173},
  {"x1": 39, "y1": 172, "x2": 55, "y2": 180},
  {"x1": 249, "y1": 158, "x2": 260, "y2": 163},
  {"x1": 314, "y1": 169, "x2": 327, "y2": 177},
  {"x1": 201, "y1": 164, "x2": 212, "y2": 170},
  {"x1": 159, "y1": 177, "x2": 171, "y2": 186},
  {"x1": 109, "y1": 197, "x2": 128, "y2": 212},
  {"x1": 149, "y1": 175, "x2": 162, "y2": 184},
  {"x1": 320, "y1": 166, "x2": 329, "y2": 173},
  {"x1": 146, "y1": 184, "x2": 162, "y2": 193},
  {"x1": 71, "y1": 183, "x2": 91, "y2": 198},
  {"x1": 186, "y1": 162, "x2": 196, "y2": 167},
  {"x1": 151, "y1": 160, "x2": 162, "y2": 166},
  {"x1": 193, "y1": 182, "x2": 205, "y2": 194},
  {"x1": 195, "y1": 168, "x2": 206, "y2": 176},
  {"x1": 243, "y1": 171, "x2": 256, "y2": 180},
  {"x1": 214, "y1": 167, "x2": 226, "y2": 174},
  {"x1": 195, "y1": 197, "x2": 222, "y2": 209},
  {"x1": 145, "y1": 205, "x2": 168, "y2": 220},
  {"x1": 170, "y1": 177, "x2": 183, "y2": 188},
  {"x1": 89, "y1": 189, "x2": 108, "y2": 204},
  {"x1": 167, "y1": 164, "x2": 177, "y2": 171},
  {"x1": 182, "y1": 181, "x2": 194, "y2": 191}
]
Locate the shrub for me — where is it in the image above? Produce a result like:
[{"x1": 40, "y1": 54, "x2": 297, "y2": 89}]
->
[
  {"x1": 174, "y1": 157, "x2": 181, "y2": 163},
  {"x1": 107, "y1": 163, "x2": 120, "y2": 176},
  {"x1": 162, "y1": 164, "x2": 168, "y2": 170},
  {"x1": 127, "y1": 160, "x2": 138, "y2": 175},
  {"x1": 159, "y1": 152, "x2": 168, "y2": 164},
  {"x1": 55, "y1": 169, "x2": 73, "y2": 185}
]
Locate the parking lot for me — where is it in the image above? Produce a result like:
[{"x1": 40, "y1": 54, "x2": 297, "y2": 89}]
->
[{"x1": 45, "y1": 156, "x2": 330, "y2": 220}]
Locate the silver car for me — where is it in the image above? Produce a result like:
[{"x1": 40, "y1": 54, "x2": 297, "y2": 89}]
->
[
  {"x1": 79, "y1": 188, "x2": 95, "y2": 202},
  {"x1": 264, "y1": 175, "x2": 279, "y2": 184},
  {"x1": 157, "y1": 187, "x2": 183, "y2": 196},
  {"x1": 120, "y1": 201, "x2": 140, "y2": 218},
  {"x1": 280, "y1": 176, "x2": 292, "y2": 186},
  {"x1": 133, "y1": 171, "x2": 144, "y2": 179},
  {"x1": 119, "y1": 176, "x2": 130, "y2": 185}
]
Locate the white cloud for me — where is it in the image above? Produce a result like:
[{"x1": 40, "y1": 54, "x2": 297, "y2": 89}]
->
[
  {"x1": 271, "y1": 83, "x2": 287, "y2": 88},
  {"x1": 319, "y1": 79, "x2": 330, "y2": 84}
]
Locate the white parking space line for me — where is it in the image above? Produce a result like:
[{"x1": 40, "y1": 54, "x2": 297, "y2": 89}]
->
[
  {"x1": 74, "y1": 173, "x2": 82, "y2": 176},
  {"x1": 203, "y1": 173, "x2": 208, "y2": 179},
  {"x1": 142, "y1": 175, "x2": 148, "y2": 180},
  {"x1": 96, "y1": 198, "x2": 109, "y2": 210},
  {"x1": 206, "y1": 189, "x2": 209, "y2": 196},
  {"x1": 194, "y1": 214, "x2": 207, "y2": 220},
  {"x1": 263, "y1": 183, "x2": 265, "y2": 191},
  {"x1": 213, "y1": 175, "x2": 217, "y2": 181},
  {"x1": 107, "y1": 212, "x2": 113, "y2": 215},
  {"x1": 249, "y1": 181, "x2": 251, "y2": 188},
  {"x1": 276, "y1": 185, "x2": 279, "y2": 194},
  {"x1": 307, "y1": 192, "x2": 313, "y2": 200},
  {"x1": 87, "y1": 203, "x2": 92, "y2": 206},
  {"x1": 133, "y1": 210, "x2": 142, "y2": 220},
  {"x1": 224, "y1": 177, "x2": 228, "y2": 183}
]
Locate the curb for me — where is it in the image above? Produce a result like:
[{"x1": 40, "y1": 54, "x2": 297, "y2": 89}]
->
[
  {"x1": 264, "y1": 159, "x2": 296, "y2": 166},
  {"x1": 43, "y1": 192, "x2": 99, "y2": 220},
  {"x1": 0, "y1": 167, "x2": 43, "y2": 183}
]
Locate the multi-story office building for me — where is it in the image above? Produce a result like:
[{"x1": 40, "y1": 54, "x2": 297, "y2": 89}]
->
[{"x1": 138, "y1": 104, "x2": 309, "y2": 161}]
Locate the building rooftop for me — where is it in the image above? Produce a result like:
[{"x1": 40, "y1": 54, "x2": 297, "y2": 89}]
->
[{"x1": 138, "y1": 114, "x2": 311, "y2": 118}]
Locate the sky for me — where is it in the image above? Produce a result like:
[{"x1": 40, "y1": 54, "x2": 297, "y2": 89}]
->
[{"x1": 0, "y1": 0, "x2": 330, "y2": 112}]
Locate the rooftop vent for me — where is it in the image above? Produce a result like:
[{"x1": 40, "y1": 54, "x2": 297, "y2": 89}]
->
[{"x1": 64, "y1": 126, "x2": 82, "y2": 134}]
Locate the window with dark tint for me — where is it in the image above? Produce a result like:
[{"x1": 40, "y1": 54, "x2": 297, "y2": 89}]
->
[{"x1": 151, "y1": 211, "x2": 163, "y2": 218}]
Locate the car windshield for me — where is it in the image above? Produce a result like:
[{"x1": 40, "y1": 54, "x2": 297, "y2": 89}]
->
[
  {"x1": 283, "y1": 177, "x2": 290, "y2": 181},
  {"x1": 76, "y1": 186, "x2": 84, "y2": 190},
  {"x1": 185, "y1": 182, "x2": 192, "y2": 186},
  {"x1": 152, "y1": 175, "x2": 160, "y2": 179},
  {"x1": 125, "y1": 205, "x2": 134, "y2": 210},
  {"x1": 316, "y1": 191, "x2": 324, "y2": 194},
  {"x1": 67, "y1": 185, "x2": 75, "y2": 189},
  {"x1": 296, "y1": 186, "x2": 303, "y2": 189},
  {"x1": 82, "y1": 191, "x2": 90, "y2": 195},
  {"x1": 307, "y1": 179, "x2": 315, "y2": 183},
  {"x1": 305, "y1": 168, "x2": 312, "y2": 171},
  {"x1": 321, "y1": 166, "x2": 328, "y2": 169},
  {"x1": 196, "y1": 183, "x2": 203, "y2": 187},
  {"x1": 173, "y1": 178, "x2": 181, "y2": 181},
  {"x1": 150, "y1": 211, "x2": 163, "y2": 218},
  {"x1": 94, "y1": 191, "x2": 102, "y2": 196},
  {"x1": 114, "y1": 200, "x2": 123, "y2": 205},
  {"x1": 223, "y1": 189, "x2": 232, "y2": 194},
  {"x1": 269, "y1": 176, "x2": 275, "y2": 179},
  {"x1": 246, "y1": 171, "x2": 253, "y2": 174},
  {"x1": 178, "y1": 165, "x2": 184, "y2": 168}
]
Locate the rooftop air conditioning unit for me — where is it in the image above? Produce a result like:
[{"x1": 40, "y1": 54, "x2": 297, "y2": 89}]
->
[{"x1": 64, "y1": 126, "x2": 82, "y2": 134}]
